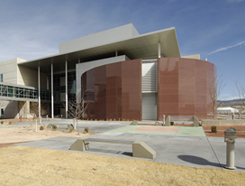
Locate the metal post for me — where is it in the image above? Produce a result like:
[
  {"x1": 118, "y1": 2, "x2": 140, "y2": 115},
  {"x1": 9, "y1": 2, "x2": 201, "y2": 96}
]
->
[
  {"x1": 51, "y1": 63, "x2": 54, "y2": 119},
  {"x1": 163, "y1": 115, "x2": 165, "y2": 125},
  {"x1": 38, "y1": 66, "x2": 42, "y2": 124},
  {"x1": 65, "y1": 61, "x2": 68, "y2": 119},
  {"x1": 224, "y1": 128, "x2": 237, "y2": 170},
  {"x1": 226, "y1": 141, "x2": 236, "y2": 169}
]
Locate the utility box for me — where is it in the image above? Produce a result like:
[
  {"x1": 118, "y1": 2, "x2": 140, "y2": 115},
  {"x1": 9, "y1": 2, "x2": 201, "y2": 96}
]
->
[{"x1": 224, "y1": 128, "x2": 237, "y2": 143}]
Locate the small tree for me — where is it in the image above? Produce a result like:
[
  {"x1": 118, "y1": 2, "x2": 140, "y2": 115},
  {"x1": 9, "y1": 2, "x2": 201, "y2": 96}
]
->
[
  {"x1": 67, "y1": 97, "x2": 87, "y2": 120},
  {"x1": 234, "y1": 80, "x2": 245, "y2": 114},
  {"x1": 208, "y1": 75, "x2": 226, "y2": 119},
  {"x1": 63, "y1": 92, "x2": 90, "y2": 134},
  {"x1": 30, "y1": 102, "x2": 48, "y2": 119}
]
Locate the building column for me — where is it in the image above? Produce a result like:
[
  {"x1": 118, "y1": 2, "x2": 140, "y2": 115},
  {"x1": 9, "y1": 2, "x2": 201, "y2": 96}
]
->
[
  {"x1": 158, "y1": 42, "x2": 161, "y2": 58},
  {"x1": 51, "y1": 63, "x2": 54, "y2": 119},
  {"x1": 38, "y1": 66, "x2": 42, "y2": 123},
  {"x1": 115, "y1": 50, "x2": 118, "y2": 56},
  {"x1": 65, "y1": 61, "x2": 68, "y2": 118}
]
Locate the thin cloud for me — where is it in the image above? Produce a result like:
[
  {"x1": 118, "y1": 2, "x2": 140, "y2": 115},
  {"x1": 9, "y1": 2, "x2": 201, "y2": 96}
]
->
[
  {"x1": 227, "y1": 0, "x2": 243, "y2": 2},
  {"x1": 208, "y1": 40, "x2": 245, "y2": 55}
]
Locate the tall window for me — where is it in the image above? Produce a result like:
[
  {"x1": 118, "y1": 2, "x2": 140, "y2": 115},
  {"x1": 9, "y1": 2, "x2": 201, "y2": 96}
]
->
[
  {"x1": 0, "y1": 74, "x2": 3, "y2": 82},
  {"x1": 0, "y1": 109, "x2": 4, "y2": 118}
]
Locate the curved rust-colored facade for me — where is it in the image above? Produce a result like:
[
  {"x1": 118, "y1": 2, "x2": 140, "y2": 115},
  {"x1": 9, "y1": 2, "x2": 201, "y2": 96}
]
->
[
  {"x1": 82, "y1": 59, "x2": 142, "y2": 120},
  {"x1": 157, "y1": 58, "x2": 216, "y2": 120},
  {"x1": 82, "y1": 58, "x2": 216, "y2": 120}
]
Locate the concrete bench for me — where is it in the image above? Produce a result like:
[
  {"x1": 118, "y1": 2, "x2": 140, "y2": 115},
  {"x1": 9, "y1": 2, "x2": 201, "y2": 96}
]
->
[{"x1": 70, "y1": 138, "x2": 156, "y2": 159}]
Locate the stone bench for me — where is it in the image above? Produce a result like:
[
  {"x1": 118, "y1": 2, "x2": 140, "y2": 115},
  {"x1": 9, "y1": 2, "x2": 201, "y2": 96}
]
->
[{"x1": 70, "y1": 138, "x2": 156, "y2": 159}]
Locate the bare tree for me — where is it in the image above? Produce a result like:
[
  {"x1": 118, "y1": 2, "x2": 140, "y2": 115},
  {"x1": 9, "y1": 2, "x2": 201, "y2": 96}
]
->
[
  {"x1": 234, "y1": 80, "x2": 245, "y2": 113},
  {"x1": 66, "y1": 96, "x2": 88, "y2": 120},
  {"x1": 63, "y1": 90, "x2": 92, "y2": 134},
  {"x1": 208, "y1": 75, "x2": 226, "y2": 119},
  {"x1": 30, "y1": 102, "x2": 48, "y2": 119},
  {"x1": 64, "y1": 90, "x2": 93, "y2": 120}
]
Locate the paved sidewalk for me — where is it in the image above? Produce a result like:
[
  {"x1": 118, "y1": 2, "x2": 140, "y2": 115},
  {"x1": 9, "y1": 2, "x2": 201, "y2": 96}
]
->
[{"x1": 16, "y1": 122, "x2": 245, "y2": 172}]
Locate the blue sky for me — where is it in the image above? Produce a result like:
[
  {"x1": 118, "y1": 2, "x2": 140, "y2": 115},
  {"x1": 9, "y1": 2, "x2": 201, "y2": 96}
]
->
[{"x1": 0, "y1": 0, "x2": 244, "y2": 100}]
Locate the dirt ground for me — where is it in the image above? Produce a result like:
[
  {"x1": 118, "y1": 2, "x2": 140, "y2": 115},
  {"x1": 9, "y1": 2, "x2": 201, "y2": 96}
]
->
[
  {"x1": 203, "y1": 125, "x2": 245, "y2": 138},
  {"x1": 0, "y1": 120, "x2": 245, "y2": 185},
  {"x1": 0, "y1": 125, "x2": 90, "y2": 146}
]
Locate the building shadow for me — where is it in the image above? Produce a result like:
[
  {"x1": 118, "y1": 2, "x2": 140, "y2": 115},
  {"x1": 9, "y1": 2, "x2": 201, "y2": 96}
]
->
[{"x1": 178, "y1": 155, "x2": 245, "y2": 171}]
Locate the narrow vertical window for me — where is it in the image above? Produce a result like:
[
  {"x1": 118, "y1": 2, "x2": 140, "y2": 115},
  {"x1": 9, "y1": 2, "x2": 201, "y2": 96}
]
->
[
  {"x1": 0, "y1": 108, "x2": 4, "y2": 118},
  {"x1": 0, "y1": 74, "x2": 3, "y2": 82}
]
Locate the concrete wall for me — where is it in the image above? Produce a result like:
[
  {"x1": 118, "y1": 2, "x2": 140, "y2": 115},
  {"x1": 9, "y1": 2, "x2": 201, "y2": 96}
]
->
[
  {"x1": 0, "y1": 57, "x2": 47, "y2": 89},
  {"x1": 59, "y1": 24, "x2": 139, "y2": 54},
  {"x1": 18, "y1": 101, "x2": 31, "y2": 119},
  {"x1": 182, "y1": 54, "x2": 200, "y2": 60},
  {"x1": 0, "y1": 58, "x2": 19, "y2": 84},
  {"x1": 0, "y1": 100, "x2": 19, "y2": 118},
  {"x1": 17, "y1": 66, "x2": 47, "y2": 89},
  {"x1": 202, "y1": 119, "x2": 245, "y2": 126},
  {"x1": 76, "y1": 55, "x2": 128, "y2": 102}
]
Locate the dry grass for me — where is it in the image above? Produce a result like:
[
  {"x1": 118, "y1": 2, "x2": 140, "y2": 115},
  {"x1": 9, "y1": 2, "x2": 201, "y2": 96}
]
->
[{"x1": 0, "y1": 146, "x2": 244, "y2": 186}]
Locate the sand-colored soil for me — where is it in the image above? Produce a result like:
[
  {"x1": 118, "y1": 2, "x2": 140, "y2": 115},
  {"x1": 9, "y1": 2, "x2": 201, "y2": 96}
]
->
[
  {"x1": 0, "y1": 124, "x2": 89, "y2": 145},
  {"x1": 0, "y1": 146, "x2": 244, "y2": 186}
]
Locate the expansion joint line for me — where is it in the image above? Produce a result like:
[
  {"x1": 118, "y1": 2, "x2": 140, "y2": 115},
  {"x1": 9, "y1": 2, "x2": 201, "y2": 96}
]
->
[{"x1": 206, "y1": 136, "x2": 222, "y2": 169}]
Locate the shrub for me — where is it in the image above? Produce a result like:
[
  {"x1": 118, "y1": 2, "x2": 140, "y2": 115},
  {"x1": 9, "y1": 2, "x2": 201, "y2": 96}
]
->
[
  {"x1": 84, "y1": 127, "x2": 89, "y2": 133},
  {"x1": 52, "y1": 125, "x2": 57, "y2": 131},
  {"x1": 0, "y1": 121, "x2": 3, "y2": 124},
  {"x1": 40, "y1": 126, "x2": 44, "y2": 130},
  {"x1": 68, "y1": 124, "x2": 74, "y2": 133},
  {"x1": 8, "y1": 122, "x2": 12, "y2": 125},
  {"x1": 211, "y1": 126, "x2": 217, "y2": 133},
  {"x1": 170, "y1": 121, "x2": 174, "y2": 125}
]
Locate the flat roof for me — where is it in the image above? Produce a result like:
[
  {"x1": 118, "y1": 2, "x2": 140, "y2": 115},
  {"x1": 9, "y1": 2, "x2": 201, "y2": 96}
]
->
[{"x1": 18, "y1": 27, "x2": 180, "y2": 73}]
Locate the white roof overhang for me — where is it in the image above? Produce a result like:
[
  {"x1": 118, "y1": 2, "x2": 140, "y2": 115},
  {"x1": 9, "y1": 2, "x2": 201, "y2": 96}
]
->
[{"x1": 18, "y1": 27, "x2": 180, "y2": 73}]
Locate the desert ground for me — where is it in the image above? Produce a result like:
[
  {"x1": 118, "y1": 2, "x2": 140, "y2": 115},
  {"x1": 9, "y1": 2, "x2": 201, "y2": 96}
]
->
[{"x1": 0, "y1": 119, "x2": 245, "y2": 185}]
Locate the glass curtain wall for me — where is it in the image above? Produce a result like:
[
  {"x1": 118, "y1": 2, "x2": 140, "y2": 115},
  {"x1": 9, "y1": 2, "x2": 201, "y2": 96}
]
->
[{"x1": 53, "y1": 72, "x2": 76, "y2": 116}]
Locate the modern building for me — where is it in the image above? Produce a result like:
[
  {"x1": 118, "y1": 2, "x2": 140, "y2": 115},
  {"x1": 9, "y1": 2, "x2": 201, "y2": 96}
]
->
[{"x1": 0, "y1": 24, "x2": 216, "y2": 120}]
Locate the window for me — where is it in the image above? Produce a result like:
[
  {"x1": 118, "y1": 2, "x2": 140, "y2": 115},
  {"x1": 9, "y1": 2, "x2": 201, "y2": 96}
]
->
[
  {"x1": 0, "y1": 109, "x2": 4, "y2": 118},
  {"x1": 0, "y1": 74, "x2": 3, "y2": 82}
]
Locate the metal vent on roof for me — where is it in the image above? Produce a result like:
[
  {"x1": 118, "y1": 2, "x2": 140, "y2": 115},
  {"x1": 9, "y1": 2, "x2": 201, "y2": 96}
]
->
[{"x1": 142, "y1": 60, "x2": 157, "y2": 92}]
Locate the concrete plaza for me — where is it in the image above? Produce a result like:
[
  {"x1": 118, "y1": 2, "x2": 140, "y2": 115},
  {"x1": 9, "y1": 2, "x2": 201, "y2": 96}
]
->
[{"x1": 16, "y1": 120, "x2": 245, "y2": 172}]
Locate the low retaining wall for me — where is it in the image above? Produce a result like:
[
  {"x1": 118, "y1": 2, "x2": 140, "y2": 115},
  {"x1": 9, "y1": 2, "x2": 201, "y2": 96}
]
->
[{"x1": 202, "y1": 119, "x2": 245, "y2": 126}]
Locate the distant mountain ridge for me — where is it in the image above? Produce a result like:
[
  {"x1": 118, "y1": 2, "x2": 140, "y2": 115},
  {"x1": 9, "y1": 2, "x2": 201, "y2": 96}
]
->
[{"x1": 218, "y1": 99, "x2": 244, "y2": 107}]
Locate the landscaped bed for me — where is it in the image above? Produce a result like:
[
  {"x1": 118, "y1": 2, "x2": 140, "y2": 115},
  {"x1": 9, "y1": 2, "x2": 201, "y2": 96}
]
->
[{"x1": 202, "y1": 125, "x2": 245, "y2": 138}]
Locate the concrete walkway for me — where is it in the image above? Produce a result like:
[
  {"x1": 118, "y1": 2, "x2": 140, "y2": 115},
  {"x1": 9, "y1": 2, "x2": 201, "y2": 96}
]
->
[{"x1": 15, "y1": 120, "x2": 245, "y2": 172}]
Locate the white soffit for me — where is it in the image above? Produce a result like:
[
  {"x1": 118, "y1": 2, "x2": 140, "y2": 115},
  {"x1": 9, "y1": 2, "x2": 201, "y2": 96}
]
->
[{"x1": 18, "y1": 27, "x2": 180, "y2": 71}]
